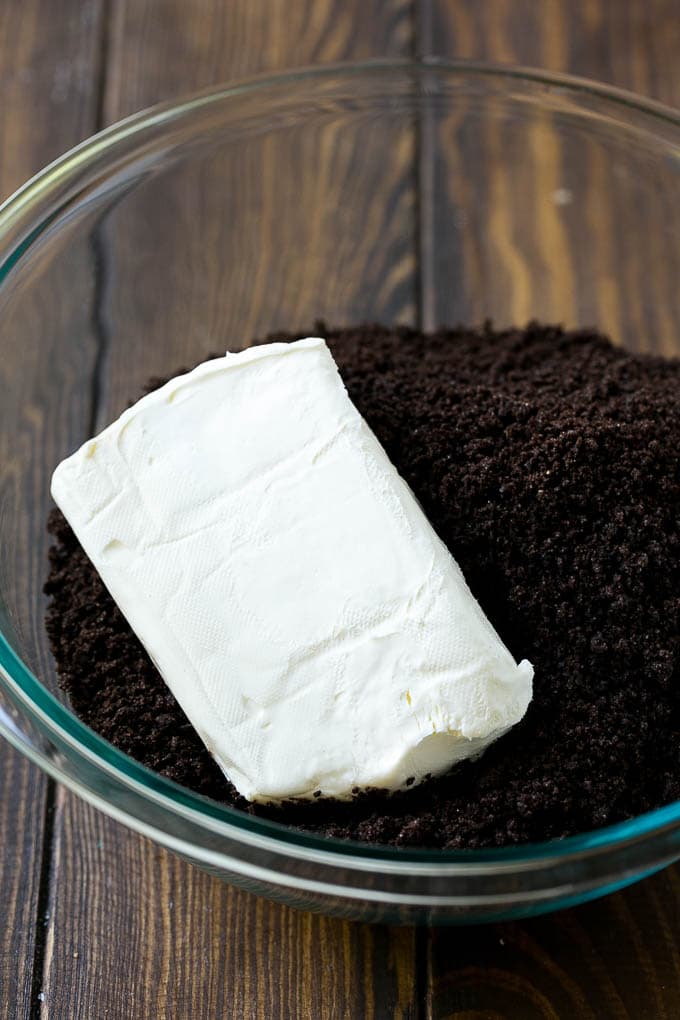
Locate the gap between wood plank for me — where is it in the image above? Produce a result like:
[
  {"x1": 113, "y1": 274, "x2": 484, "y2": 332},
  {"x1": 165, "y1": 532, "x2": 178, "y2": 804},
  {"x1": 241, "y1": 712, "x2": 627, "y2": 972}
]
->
[
  {"x1": 28, "y1": 785, "x2": 56, "y2": 1020},
  {"x1": 31, "y1": 2, "x2": 114, "y2": 1015},
  {"x1": 88, "y1": 0, "x2": 113, "y2": 439},
  {"x1": 413, "y1": 3, "x2": 434, "y2": 1015},
  {"x1": 413, "y1": 923, "x2": 429, "y2": 1020},
  {"x1": 414, "y1": 0, "x2": 436, "y2": 334}
]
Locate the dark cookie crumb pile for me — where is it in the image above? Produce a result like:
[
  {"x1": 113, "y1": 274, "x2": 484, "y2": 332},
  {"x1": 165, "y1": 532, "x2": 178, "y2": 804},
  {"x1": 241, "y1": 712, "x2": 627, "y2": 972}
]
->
[{"x1": 44, "y1": 323, "x2": 680, "y2": 849}]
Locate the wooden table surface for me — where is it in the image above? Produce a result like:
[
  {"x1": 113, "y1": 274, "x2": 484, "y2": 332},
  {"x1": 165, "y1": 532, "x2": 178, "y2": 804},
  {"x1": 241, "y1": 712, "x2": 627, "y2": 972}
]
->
[{"x1": 1, "y1": 2, "x2": 679, "y2": 1017}]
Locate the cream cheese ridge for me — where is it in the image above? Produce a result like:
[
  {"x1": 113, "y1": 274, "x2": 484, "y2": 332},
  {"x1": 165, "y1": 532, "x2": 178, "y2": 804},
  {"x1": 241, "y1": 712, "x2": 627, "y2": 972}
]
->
[{"x1": 51, "y1": 338, "x2": 533, "y2": 802}]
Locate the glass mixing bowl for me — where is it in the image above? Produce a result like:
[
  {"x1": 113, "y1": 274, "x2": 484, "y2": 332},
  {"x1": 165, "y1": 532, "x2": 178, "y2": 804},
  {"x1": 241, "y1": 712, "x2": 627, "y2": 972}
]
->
[{"x1": 0, "y1": 60, "x2": 678, "y2": 925}]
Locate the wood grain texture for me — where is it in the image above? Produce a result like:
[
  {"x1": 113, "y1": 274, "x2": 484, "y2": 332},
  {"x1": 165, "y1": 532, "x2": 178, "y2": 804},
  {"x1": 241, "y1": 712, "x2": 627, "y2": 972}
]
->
[
  {"x1": 0, "y1": 0, "x2": 104, "y2": 197},
  {"x1": 422, "y1": 0, "x2": 680, "y2": 107},
  {"x1": 427, "y1": 867, "x2": 680, "y2": 1020},
  {"x1": 42, "y1": 795, "x2": 417, "y2": 1020},
  {"x1": 0, "y1": 749, "x2": 46, "y2": 1019},
  {"x1": 0, "y1": 2, "x2": 104, "y2": 1017},
  {"x1": 105, "y1": 0, "x2": 413, "y2": 118},
  {"x1": 96, "y1": 0, "x2": 417, "y2": 427},
  {"x1": 421, "y1": 2, "x2": 680, "y2": 1017},
  {"x1": 417, "y1": 0, "x2": 680, "y2": 348},
  {"x1": 41, "y1": 3, "x2": 419, "y2": 1018},
  {"x1": 3, "y1": 2, "x2": 677, "y2": 1018}
]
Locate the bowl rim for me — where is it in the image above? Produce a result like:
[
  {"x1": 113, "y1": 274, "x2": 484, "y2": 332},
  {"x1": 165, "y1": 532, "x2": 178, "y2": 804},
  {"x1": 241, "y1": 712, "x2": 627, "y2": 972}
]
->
[{"x1": 0, "y1": 56, "x2": 679, "y2": 871}]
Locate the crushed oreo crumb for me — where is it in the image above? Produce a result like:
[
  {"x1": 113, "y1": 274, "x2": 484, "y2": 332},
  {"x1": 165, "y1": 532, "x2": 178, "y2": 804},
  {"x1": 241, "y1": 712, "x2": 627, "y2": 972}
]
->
[{"x1": 44, "y1": 322, "x2": 680, "y2": 849}]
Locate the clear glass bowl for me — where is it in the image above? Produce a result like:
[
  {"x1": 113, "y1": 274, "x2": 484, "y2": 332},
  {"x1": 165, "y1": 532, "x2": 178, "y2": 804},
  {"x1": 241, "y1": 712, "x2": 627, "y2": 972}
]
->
[{"x1": 0, "y1": 60, "x2": 678, "y2": 925}]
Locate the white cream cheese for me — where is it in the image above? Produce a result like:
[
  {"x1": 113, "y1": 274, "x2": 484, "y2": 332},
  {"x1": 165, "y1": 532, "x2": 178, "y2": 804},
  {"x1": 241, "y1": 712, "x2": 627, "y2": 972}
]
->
[{"x1": 51, "y1": 338, "x2": 533, "y2": 802}]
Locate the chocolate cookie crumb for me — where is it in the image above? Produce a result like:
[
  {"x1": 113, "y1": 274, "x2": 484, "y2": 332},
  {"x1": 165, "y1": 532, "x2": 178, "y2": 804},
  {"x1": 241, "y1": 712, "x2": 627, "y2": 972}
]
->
[{"x1": 44, "y1": 322, "x2": 680, "y2": 849}]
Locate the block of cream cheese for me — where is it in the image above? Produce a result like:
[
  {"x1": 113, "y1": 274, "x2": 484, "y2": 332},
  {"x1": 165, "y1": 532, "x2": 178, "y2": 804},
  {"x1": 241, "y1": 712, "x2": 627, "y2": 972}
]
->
[{"x1": 51, "y1": 338, "x2": 533, "y2": 802}]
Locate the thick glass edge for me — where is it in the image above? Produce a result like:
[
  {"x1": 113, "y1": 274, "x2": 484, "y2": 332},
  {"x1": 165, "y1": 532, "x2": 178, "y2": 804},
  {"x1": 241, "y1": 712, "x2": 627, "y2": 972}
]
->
[
  {"x1": 0, "y1": 58, "x2": 678, "y2": 869},
  {"x1": 2, "y1": 631, "x2": 679, "y2": 875},
  {"x1": 7, "y1": 699, "x2": 674, "y2": 910},
  {"x1": 2, "y1": 56, "x2": 680, "y2": 245}
]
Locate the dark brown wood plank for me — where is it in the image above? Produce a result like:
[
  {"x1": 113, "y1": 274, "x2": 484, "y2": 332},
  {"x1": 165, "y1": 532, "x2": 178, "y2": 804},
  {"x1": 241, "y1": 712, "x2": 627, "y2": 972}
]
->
[
  {"x1": 97, "y1": 0, "x2": 417, "y2": 425},
  {"x1": 0, "y1": 748, "x2": 46, "y2": 1019},
  {"x1": 417, "y1": 0, "x2": 680, "y2": 347},
  {"x1": 0, "y1": 2, "x2": 104, "y2": 1017},
  {"x1": 105, "y1": 0, "x2": 413, "y2": 116},
  {"x1": 42, "y1": 794, "x2": 417, "y2": 1020},
  {"x1": 421, "y1": 2, "x2": 680, "y2": 1017},
  {"x1": 0, "y1": 1, "x2": 102, "y2": 196},
  {"x1": 421, "y1": 0, "x2": 680, "y2": 107},
  {"x1": 427, "y1": 867, "x2": 680, "y2": 1020},
  {"x1": 42, "y1": 3, "x2": 419, "y2": 1018}
]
